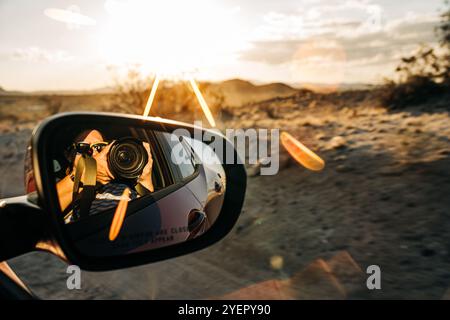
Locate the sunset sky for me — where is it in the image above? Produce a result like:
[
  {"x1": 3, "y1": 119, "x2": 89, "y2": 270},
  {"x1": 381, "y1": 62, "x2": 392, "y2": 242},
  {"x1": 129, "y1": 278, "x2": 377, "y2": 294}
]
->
[{"x1": 0, "y1": 0, "x2": 445, "y2": 91}]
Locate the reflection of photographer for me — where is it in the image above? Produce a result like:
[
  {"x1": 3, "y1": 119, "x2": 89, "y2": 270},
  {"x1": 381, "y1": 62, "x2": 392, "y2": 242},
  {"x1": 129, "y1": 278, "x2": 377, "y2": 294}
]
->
[{"x1": 56, "y1": 130, "x2": 154, "y2": 222}]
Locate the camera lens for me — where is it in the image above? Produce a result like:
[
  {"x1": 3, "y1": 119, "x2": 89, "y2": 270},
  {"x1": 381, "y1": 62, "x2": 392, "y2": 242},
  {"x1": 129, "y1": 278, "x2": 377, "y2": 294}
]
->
[
  {"x1": 107, "y1": 138, "x2": 148, "y2": 182},
  {"x1": 117, "y1": 150, "x2": 133, "y2": 165}
]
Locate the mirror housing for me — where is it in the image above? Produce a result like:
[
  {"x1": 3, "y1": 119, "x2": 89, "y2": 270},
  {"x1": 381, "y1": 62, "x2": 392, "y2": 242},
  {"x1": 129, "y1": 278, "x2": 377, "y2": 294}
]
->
[{"x1": 28, "y1": 112, "x2": 246, "y2": 271}]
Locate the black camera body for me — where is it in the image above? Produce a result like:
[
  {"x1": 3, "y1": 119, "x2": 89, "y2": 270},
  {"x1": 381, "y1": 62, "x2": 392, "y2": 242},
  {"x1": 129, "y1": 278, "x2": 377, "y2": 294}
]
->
[{"x1": 107, "y1": 137, "x2": 148, "y2": 183}]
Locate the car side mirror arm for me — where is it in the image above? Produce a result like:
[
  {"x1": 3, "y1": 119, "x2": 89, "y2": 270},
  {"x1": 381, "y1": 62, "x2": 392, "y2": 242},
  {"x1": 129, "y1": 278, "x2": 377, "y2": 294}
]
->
[{"x1": 0, "y1": 195, "x2": 51, "y2": 262}]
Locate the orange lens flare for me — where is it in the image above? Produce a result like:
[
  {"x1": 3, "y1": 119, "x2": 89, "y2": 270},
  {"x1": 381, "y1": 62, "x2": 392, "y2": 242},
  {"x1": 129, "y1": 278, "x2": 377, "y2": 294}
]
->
[
  {"x1": 109, "y1": 188, "x2": 131, "y2": 241},
  {"x1": 189, "y1": 78, "x2": 216, "y2": 128},
  {"x1": 143, "y1": 75, "x2": 160, "y2": 117},
  {"x1": 281, "y1": 132, "x2": 325, "y2": 172}
]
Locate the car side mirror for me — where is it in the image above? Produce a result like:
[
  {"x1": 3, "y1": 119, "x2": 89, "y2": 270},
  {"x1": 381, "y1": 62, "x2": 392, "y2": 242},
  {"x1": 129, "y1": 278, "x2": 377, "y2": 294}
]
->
[{"x1": 20, "y1": 112, "x2": 246, "y2": 271}]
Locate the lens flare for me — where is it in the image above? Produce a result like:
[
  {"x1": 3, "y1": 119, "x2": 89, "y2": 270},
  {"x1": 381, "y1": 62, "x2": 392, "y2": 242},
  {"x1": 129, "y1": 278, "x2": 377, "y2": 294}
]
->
[
  {"x1": 290, "y1": 38, "x2": 346, "y2": 93},
  {"x1": 189, "y1": 78, "x2": 216, "y2": 128},
  {"x1": 44, "y1": 7, "x2": 96, "y2": 26},
  {"x1": 143, "y1": 75, "x2": 160, "y2": 117},
  {"x1": 109, "y1": 187, "x2": 131, "y2": 241},
  {"x1": 281, "y1": 132, "x2": 325, "y2": 171}
]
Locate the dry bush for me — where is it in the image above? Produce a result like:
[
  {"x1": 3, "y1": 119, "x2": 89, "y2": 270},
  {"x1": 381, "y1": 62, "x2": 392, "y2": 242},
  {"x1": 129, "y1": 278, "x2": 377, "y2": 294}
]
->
[
  {"x1": 381, "y1": 46, "x2": 448, "y2": 108},
  {"x1": 108, "y1": 68, "x2": 152, "y2": 115},
  {"x1": 40, "y1": 95, "x2": 63, "y2": 115},
  {"x1": 382, "y1": 1, "x2": 450, "y2": 108},
  {"x1": 109, "y1": 68, "x2": 225, "y2": 124},
  {"x1": 0, "y1": 108, "x2": 19, "y2": 123},
  {"x1": 439, "y1": 0, "x2": 450, "y2": 83}
]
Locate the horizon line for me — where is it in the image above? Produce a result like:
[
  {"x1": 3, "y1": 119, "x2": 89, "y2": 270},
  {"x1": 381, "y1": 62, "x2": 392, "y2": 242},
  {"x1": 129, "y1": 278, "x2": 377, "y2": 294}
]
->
[{"x1": 0, "y1": 78, "x2": 380, "y2": 94}]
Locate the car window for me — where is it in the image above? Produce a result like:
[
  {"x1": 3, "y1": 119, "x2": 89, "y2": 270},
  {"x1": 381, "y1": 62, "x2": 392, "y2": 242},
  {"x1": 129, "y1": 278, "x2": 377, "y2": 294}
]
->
[
  {"x1": 181, "y1": 137, "x2": 222, "y2": 167},
  {"x1": 156, "y1": 132, "x2": 196, "y2": 181}
]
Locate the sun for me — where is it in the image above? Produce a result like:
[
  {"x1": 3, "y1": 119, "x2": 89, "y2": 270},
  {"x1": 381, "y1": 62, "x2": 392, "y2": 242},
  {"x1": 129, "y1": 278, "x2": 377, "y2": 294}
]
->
[{"x1": 97, "y1": 0, "x2": 245, "y2": 79}]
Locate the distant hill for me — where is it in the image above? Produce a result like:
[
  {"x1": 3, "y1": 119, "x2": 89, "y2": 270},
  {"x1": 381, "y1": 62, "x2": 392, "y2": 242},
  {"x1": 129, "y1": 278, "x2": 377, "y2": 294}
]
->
[
  {"x1": 0, "y1": 86, "x2": 24, "y2": 96},
  {"x1": 27, "y1": 86, "x2": 115, "y2": 95},
  {"x1": 205, "y1": 79, "x2": 298, "y2": 107},
  {"x1": 1, "y1": 80, "x2": 375, "y2": 109},
  {"x1": 292, "y1": 82, "x2": 376, "y2": 93},
  {"x1": 0, "y1": 86, "x2": 114, "y2": 96}
]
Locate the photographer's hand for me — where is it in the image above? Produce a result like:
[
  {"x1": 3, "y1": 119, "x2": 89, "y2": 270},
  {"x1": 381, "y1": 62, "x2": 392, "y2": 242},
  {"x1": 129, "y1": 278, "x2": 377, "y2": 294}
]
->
[
  {"x1": 92, "y1": 143, "x2": 114, "y2": 185},
  {"x1": 138, "y1": 142, "x2": 154, "y2": 192}
]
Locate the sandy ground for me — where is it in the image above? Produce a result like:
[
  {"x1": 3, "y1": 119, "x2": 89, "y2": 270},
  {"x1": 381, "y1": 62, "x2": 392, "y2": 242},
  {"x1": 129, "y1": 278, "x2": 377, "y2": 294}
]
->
[{"x1": 2, "y1": 90, "x2": 450, "y2": 299}]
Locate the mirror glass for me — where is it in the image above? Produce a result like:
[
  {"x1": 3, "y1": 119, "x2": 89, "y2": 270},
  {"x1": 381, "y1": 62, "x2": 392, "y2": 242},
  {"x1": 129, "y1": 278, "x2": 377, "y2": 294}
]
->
[{"x1": 44, "y1": 123, "x2": 226, "y2": 257}]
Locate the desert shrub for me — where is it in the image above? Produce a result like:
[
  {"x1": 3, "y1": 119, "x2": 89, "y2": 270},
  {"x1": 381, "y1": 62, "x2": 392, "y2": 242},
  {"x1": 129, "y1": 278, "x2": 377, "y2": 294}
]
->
[
  {"x1": 0, "y1": 108, "x2": 19, "y2": 123},
  {"x1": 383, "y1": 1, "x2": 450, "y2": 108},
  {"x1": 438, "y1": 1, "x2": 450, "y2": 84},
  {"x1": 40, "y1": 95, "x2": 63, "y2": 115},
  {"x1": 108, "y1": 67, "x2": 152, "y2": 115},
  {"x1": 382, "y1": 75, "x2": 446, "y2": 109},
  {"x1": 220, "y1": 105, "x2": 236, "y2": 121},
  {"x1": 109, "y1": 67, "x2": 225, "y2": 124}
]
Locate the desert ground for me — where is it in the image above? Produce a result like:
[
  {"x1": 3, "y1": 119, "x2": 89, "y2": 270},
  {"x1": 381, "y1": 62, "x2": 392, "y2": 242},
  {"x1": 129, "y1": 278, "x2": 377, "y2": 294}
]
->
[{"x1": 1, "y1": 83, "x2": 450, "y2": 299}]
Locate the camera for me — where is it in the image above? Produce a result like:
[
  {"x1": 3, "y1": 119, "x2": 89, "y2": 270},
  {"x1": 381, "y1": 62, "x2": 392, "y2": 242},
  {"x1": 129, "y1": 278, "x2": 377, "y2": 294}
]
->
[{"x1": 107, "y1": 137, "x2": 148, "y2": 182}]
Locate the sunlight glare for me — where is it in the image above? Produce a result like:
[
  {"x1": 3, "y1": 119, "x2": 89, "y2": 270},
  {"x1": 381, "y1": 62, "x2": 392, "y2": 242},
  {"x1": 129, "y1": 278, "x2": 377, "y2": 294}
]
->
[
  {"x1": 143, "y1": 75, "x2": 160, "y2": 117},
  {"x1": 99, "y1": 0, "x2": 245, "y2": 78}
]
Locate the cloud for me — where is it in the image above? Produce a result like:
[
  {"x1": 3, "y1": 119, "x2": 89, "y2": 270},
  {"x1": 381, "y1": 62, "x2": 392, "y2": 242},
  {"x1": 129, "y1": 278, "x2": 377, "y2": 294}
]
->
[
  {"x1": 9, "y1": 47, "x2": 74, "y2": 63},
  {"x1": 239, "y1": 3, "x2": 441, "y2": 83},
  {"x1": 252, "y1": 0, "x2": 385, "y2": 41}
]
